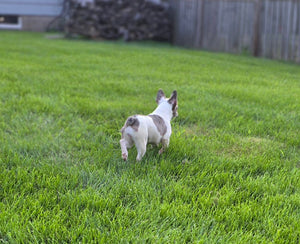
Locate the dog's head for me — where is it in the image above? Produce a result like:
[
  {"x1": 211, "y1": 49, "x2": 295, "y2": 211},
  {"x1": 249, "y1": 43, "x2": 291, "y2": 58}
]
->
[{"x1": 156, "y1": 89, "x2": 178, "y2": 118}]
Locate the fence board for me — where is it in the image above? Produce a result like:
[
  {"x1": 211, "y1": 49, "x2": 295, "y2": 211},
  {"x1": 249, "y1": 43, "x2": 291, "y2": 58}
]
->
[
  {"x1": 171, "y1": 0, "x2": 300, "y2": 63},
  {"x1": 297, "y1": 2, "x2": 300, "y2": 62},
  {"x1": 291, "y1": 0, "x2": 297, "y2": 61}
]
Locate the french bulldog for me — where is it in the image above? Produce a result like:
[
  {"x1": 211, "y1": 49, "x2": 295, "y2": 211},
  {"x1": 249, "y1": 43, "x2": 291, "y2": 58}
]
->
[{"x1": 120, "y1": 89, "x2": 178, "y2": 161}]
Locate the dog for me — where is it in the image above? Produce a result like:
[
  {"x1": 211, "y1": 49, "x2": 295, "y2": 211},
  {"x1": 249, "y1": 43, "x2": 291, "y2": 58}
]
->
[{"x1": 120, "y1": 89, "x2": 178, "y2": 161}]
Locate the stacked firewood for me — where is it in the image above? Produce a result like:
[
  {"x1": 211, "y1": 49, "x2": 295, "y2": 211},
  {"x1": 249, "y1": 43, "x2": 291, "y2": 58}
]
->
[{"x1": 65, "y1": 0, "x2": 171, "y2": 41}]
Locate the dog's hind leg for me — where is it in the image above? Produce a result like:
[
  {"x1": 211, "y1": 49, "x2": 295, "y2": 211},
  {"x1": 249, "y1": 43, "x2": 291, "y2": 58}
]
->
[
  {"x1": 159, "y1": 138, "x2": 169, "y2": 155},
  {"x1": 135, "y1": 137, "x2": 147, "y2": 162},
  {"x1": 120, "y1": 133, "x2": 134, "y2": 161},
  {"x1": 120, "y1": 138, "x2": 129, "y2": 161}
]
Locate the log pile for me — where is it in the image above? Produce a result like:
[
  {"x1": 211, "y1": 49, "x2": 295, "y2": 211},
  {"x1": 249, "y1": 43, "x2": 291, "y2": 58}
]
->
[{"x1": 65, "y1": 0, "x2": 171, "y2": 41}]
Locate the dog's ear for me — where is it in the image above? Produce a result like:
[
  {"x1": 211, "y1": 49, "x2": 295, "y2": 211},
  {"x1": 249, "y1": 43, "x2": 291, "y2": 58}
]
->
[
  {"x1": 156, "y1": 89, "x2": 166, "y2": 104},
  {"x1": 168, "y1": 90, "x2": 177, "y2": 105}
]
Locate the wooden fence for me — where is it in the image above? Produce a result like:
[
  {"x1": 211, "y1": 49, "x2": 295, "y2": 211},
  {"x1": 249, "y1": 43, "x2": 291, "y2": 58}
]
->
[{"x1": 170, "y1": 0, "x2": 300, "y2": 63}]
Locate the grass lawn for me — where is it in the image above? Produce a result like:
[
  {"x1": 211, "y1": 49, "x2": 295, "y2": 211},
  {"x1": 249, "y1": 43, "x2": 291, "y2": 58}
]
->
[{"x1": 0, "y1": 31, "x2": 299, "y2": 243}]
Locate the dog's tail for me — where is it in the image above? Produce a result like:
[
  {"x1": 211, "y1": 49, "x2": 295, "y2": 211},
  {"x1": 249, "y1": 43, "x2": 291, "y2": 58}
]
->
[
  {"x1": 126, "y1": 116, "x2": 139, "y2": 127},
  {"x1": 124, "y1": 116, "x2": 140, "y2": 132}
]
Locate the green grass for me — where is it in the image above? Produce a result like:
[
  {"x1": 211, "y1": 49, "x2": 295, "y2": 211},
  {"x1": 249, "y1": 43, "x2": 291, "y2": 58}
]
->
[{"x1": 0, "y1": 31, "x2": 299, "y2": 243}]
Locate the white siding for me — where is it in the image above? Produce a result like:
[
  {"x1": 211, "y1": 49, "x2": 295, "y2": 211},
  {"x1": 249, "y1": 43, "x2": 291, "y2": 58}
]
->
[{"x1": 0, "y1": 0, "x2": 63, "y2": 16}]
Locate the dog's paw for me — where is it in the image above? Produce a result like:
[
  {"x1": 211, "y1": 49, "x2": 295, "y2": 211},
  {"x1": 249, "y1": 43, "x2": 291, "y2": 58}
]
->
[{"x1": 122, "y1": 153, "x2": 128, "y2": 161}]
